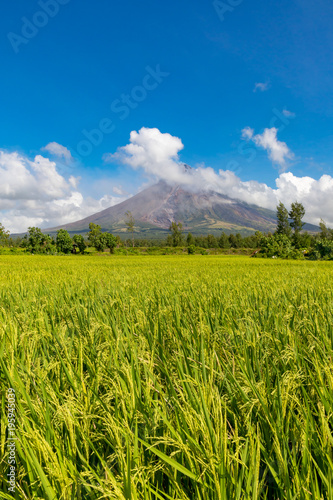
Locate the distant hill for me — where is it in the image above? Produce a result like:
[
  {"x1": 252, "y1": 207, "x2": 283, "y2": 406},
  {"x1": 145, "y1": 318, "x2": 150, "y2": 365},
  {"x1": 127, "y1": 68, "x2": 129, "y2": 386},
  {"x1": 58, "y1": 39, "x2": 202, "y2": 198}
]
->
[{"x1": 45, "y1": 180, "x2": 319, "y2": 238}]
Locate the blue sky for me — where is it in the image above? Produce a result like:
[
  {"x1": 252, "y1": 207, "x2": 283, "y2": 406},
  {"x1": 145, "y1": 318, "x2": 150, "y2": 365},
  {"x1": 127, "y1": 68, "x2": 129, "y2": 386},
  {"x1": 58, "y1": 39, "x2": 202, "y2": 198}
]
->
[{"x1": 1, "y1": 0, "x2": 333, "y2": 231}]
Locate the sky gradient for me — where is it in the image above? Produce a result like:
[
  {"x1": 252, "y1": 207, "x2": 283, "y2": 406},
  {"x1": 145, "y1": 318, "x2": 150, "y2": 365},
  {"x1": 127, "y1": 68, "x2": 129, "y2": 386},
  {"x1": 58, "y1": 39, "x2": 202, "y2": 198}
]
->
[{"x1": 1, "y1": 0, "x2": 333, "y2": 232}]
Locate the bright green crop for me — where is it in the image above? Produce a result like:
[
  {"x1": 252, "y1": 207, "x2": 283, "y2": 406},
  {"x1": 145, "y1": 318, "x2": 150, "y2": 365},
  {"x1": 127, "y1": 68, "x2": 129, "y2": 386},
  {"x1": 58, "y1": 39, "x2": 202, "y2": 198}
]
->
[{"x1": 1, "y1": 255, "x2": 332, "y2": 499}]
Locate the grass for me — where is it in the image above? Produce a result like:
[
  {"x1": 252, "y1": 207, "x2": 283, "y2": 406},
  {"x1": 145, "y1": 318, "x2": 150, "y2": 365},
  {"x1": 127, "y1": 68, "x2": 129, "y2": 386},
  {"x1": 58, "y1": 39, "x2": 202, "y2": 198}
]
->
[{"x1": 0, "y1": 255, "x2": 333, "y2": 499}]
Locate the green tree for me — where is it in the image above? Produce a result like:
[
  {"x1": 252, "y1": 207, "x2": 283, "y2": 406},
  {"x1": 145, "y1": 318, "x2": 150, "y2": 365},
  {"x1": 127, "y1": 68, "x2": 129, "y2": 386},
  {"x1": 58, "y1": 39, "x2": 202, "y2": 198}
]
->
[
  {"x1": 105, "y1": 233, "x2": 117, "y2": 254},
  {"x1": 43, "y1": 234, "x2": 56, "y2": 254},
  {"x1": 195, "y1": 236, "x2": 207, "y2": 248},
  {"x1": 73, "y1": 234, "x2": 86, "y2": 254},
  {"x1": 88, "y1": 223, "x2": 102, "y2": 248},
  {"x1": 186, "y1": 232, "x2": 194, "y2": 247},
  {"x1": 318, "y1": 219, "x2": 333, "y2": 240},
  {"x1": 0, "y1": 223, "x2": 10, "y2": 246},
  {"x1": 229, "y1": 233, "x2": 243, "y2": 248},
  {"x1": 276, "y1": 202, "x2": 291, "y2": 237},
  {"x1": 257, "y1": 233, "x2": 294, "y2": 259},
  {"x1": 28, "y1": 227, "x2": 46, "y2": 253},
  {"x1": 207, "y1": 234, "x2": 218, "y2": 248},
  {"x1": 169, "y1": 222, "x2": 184, "y2": 247},
  {"x1": 188, "y1": 244, "x2": 196, "y2": 254},
  {"x1": 218, "y1": 232, "x2": 231, "y2": 249},
  {"x1": 125, "y1": 211, "x2": 135, "y2": 248},
  {"x1": 319, "y1": 219, "x2": 329, "y2": 239},
  {"x1": 56, "y1": 229, "x2": 73, "y2": 254},
  {"x1": 166, "y1": 234, "x2": 173, "y2": 247},
  {"x1": 95, "y1": 233, "x2": 107, "y2": 252},
  {"x1": 289, "y1": 202, "x2": 306, "y2": 247}
]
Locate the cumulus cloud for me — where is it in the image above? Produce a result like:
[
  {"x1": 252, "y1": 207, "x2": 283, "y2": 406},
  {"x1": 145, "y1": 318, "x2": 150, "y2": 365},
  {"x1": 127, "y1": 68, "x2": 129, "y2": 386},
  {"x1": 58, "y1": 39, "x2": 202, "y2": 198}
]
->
[
  {"x1": 242, "y1": 127, "x2": 294, "y2": 171},
  {"x1": 253, "y1": 82, "x2": 270, "y2": 92},
  {"x1": 41, "y1": 142, "x2": 73, "y2": 162},
  {"x1": 0, "y1": 150, "x2": 127, "y2": 233},
  {"x1": 104, "y1": 127, "x2": 189, "y2": 185},
  {"x1": 108, "y1": 127, "x2": 333, "y2": 227}
]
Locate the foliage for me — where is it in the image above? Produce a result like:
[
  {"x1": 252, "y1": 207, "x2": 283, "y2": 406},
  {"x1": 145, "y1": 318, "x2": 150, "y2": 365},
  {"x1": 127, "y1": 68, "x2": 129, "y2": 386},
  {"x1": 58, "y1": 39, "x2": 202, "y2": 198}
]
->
[
  {"x1": 308, "y1": 238, "x2": 333, "y2": 260},
  {"x1": 88, "y1": 222, "x2": 102, "y2": 248},
  {"x1": 256, "y1": 233, "x2": 294, "y2": 259},
  {"x1": 95, "y1": 233, "x2": 108, "y2": 252},
  {"x1": 289, "y1": 202, "x2": 306, "y2": 247},
  {"x1": 27, "y1": 227, "x2": 48, "y2": 253},
  {"x1": 218, "y1": 231, "x2": 231, "y2": 249},
  {"x1": 125, "y1": 211, "x2": 135, "y2": 247},
  {"x1": 1, "y1": 256, "x2": 333, "y2": 498},
  {"x1": 169, "y1": 221, "x2": 184, "y2": 247},
  {"x1": 186, "y1": 232, "x2": 194, "y2": 246},
  {"x1": 319, "y1": 219, "x2": 333, "y2": 240},
  {"x1": 187, "y1": 244, "x2": 196, "y2": 254},
  {"x1": 56, "y1": 229, "x2": 73, "y2": 254},
  {"x1": 73, "y1": 234, "x2": 86, "y2": 254},
  {"x1": 105, "y1": 233, "x2": 117, "y2": 253},
  {"x1": 0, "y1": 222, "x2": 10, "y2": 246},
  {"x1": 276, "y1": 201, "x2": 292, "y2": 237}
]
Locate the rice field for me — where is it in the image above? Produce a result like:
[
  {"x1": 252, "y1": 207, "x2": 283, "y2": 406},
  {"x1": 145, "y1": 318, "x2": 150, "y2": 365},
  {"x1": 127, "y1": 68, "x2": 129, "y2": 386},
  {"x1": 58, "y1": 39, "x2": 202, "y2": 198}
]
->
[{"x1": 1, "y1": 255, "x2": 333, "y2": 499}]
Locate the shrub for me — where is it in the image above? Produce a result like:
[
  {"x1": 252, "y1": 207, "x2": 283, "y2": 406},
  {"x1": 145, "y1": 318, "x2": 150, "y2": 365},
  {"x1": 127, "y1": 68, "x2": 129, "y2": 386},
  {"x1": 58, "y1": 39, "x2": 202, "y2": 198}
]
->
[{"x1": 188, "y1": 245, "x2": 196, "y2": 255}]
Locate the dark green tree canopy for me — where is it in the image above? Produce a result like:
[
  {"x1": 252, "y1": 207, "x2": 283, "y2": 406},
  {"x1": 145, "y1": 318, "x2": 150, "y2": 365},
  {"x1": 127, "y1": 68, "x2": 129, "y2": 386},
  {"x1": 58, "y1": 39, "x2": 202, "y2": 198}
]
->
[
  {"x1": 276, "y1": 202, "x2": 292, "y2": 237},
  {"x1": 186, "y1": 232, "x2": 194, "y2": 246},
  {"x1": 28, "y1": 227, "x2": 46, "y2": 253},
  {"x1": 0, "y1": 223, "x2": 10, "y2": 246},
  {"x1": 56, "y1": 229, "x2": 73, "y2": 254},
  {"x1": 105, "y1": 233, "x2": 117, "y2": 253},
  {"x1": 73, "y1": 234, "x2": 86, "y2": 254},
  {"x1": 95, "y1": 233, "x2": 107, "y2": 252},
  {"x1": 88, "y1": 223, "x2": 102, "y2": 248},
  {"x1": 289, "y1": 202, "x2": 306, "y2": 235},
  {"x1": 169, "y1": 222, "x2": 184, "y2": 247},
  {"x1": 289, "y1": 202, "x2": 306, "y2": 248},
  {"x1": 125, "y1": 211, "x2": 135, "y2": 247}
]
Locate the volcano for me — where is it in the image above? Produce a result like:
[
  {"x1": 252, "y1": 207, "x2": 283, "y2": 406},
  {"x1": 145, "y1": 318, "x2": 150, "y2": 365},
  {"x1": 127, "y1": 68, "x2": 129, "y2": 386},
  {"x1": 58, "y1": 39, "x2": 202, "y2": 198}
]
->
[{"x1": 46, "y1": 179, "x2": 289, "y2": 237}]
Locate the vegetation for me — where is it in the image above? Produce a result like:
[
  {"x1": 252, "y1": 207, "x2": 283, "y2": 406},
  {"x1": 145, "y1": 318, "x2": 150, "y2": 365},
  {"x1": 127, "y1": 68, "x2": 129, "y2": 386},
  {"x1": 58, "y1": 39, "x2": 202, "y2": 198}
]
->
[
  {"x1": 289, "y1": 202, "x2": 306, "y2": 248},
  {"x1": 167, "y1": 221, "x2": 184, "y2": 247},
  {"x1": 56, "y1": 229, "x2": 73, "y2": 254},
  {"x1": 88, "y1": 223, "x2": 103, "y2": 248},
  {"x1": 276, "y1": 201, "x2": 292, "y2": 238},
  {"x1": 125, "y1": 211, "x2": 135, "y2": 247},
  {"x1": 73, "y1": 234, "x2": 86, "y2": 254},
  {"x1": 1, "y1": 201, "x2": 333, "y2": 260},
  {"x1": 0, "y1": 222, "x2": 9, "y2": 246},
  {"x1": 1, "y1": 255, "x2": 333, "y2": 498},
  {"x1": 252, "y1": 202, "x2": 333, "y2": 260}
]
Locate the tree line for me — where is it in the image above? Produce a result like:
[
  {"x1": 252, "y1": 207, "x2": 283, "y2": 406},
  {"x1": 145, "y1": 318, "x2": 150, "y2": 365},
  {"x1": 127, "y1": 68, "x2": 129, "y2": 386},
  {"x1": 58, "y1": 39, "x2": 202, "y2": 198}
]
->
[
  {"x1": 1, "y1": 202, "x2": 333, "y2": 259},
  {"x1": 0, "y1": 223, "x2": 118, "y2": 255}
]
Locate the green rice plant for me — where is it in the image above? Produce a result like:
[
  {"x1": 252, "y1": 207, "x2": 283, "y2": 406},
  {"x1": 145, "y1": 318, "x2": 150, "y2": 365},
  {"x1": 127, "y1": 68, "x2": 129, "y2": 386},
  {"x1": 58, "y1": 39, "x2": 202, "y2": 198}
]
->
[{"x1": 0, "y1": 255, "x2": 332, "y2": 499}]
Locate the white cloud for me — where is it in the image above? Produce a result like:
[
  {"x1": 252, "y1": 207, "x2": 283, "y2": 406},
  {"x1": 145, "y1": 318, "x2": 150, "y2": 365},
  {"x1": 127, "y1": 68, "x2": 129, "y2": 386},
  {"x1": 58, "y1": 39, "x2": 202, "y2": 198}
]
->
[
  {"x1": 241, "y1": 126, "x2": 254, "y2": 140},
  {"x1": 108, "y1": 127, "x2": 333, "y2": 227},
  {"x1": 282, "y1": 109, "x2": 296, "y2": 118},
  {"x1": 69, "y1": 175, "x2": 81, "y2": 189},
  {"x1": 0, "y1": 150, "x2": 127, "y2": 233},
  {"x1": 3, "y1": 128, "x2": 333, "y2": 234},
  {"x1": 242, "y1": 127, "x2": 294, "y2": 171},
  {"x1": 41, "y1": 142, "x2": 73, "y2": 162},
  {"x1": 113, "y1": 186, "x2": 126, "y2": 195},
  {"x1": 104, "y1": 127, "x2": 188, "y2": 184},
  {"x1": 254, "y1": 82, "x2": 270, "y2": 92}
]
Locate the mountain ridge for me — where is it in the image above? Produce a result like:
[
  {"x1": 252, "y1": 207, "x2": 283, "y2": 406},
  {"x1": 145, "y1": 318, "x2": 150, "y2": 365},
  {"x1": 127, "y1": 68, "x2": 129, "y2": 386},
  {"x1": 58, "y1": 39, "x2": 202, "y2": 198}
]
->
[{"x1": 43, "y1": 180, "x2": 319, "y2": 237}]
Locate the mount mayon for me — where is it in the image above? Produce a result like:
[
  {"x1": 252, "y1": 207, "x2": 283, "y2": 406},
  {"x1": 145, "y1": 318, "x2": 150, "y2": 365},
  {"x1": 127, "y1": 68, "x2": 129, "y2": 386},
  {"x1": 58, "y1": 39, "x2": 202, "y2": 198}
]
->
[{"x1": 47, "y1": 167, "x2": 318, "y2": 238}]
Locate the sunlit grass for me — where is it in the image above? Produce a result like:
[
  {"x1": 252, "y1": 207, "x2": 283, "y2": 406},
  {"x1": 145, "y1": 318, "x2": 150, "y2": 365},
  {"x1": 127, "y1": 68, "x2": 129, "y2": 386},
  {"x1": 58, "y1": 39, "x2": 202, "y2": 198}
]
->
[{"x1": 1, "y1": 255, "x2": 333, "y2": 499}]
